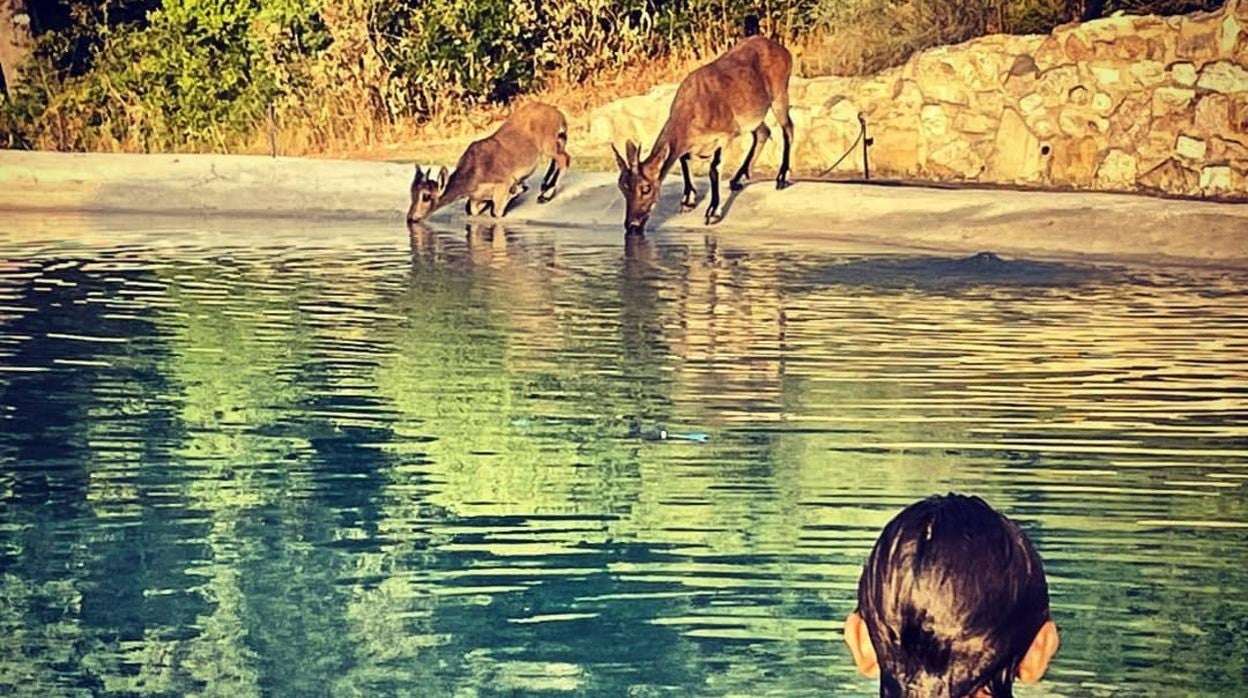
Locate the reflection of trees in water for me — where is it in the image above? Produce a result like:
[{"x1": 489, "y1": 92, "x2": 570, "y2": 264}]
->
[{"x1": 3, "y1": 234, "x2": 1247, "y2": 695}]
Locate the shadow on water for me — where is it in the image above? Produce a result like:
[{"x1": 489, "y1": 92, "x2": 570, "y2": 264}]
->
[{"x1": 793, "y1": 251, "x2": 1111, "y2": 292}]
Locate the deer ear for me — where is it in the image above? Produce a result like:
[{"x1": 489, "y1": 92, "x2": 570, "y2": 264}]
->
[
  {"x1": 625, "y1": 140, "x2": 641, "y2": 168},
  {"x1": 611, "y1": 143, "x2": 629, "y2": 173},
  {"x1": 644, "y1": 141, "x2": 672, "y2": 177},
  {"x1": 436, "y1": 166, "x2": 448, "y2": 192},
  {"x1": 412, "y1": 165, "x2": 425, "y2": 185}
]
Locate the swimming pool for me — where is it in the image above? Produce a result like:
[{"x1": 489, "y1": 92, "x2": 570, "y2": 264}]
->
[{"x1": 2, "y1": 215, "x2": 1246, "y2": 696}]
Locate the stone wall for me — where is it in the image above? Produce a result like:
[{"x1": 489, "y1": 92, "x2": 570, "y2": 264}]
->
[{"x1": 588, "y1": 0, "x2": 1248, "y2": 199}]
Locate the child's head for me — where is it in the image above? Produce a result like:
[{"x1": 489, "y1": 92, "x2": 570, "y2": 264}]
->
[{"x1": 844, "y1": 494, "x2": 1060, "y2": 697}]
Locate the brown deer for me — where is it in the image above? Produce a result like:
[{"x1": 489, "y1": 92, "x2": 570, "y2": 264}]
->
[
  {"x1": 408, "y1": 102, "x2": 571, "y2": 223},
  {"x1": 613, "y1": 34, "x2": 794, "y2": 235}
]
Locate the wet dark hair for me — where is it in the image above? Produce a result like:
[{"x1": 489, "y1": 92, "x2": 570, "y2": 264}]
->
[{"x1": 856, "y1": 494, "x2": 1051, "y2": 698}]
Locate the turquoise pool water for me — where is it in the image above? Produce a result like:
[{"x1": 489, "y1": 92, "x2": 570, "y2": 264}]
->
[{"x1": 1, "y1": 217, "x2": 1246, "y2": 696}]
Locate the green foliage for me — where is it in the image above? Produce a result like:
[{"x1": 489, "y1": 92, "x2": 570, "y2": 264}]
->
[{"x1": 0, "y1": 0, "x2": 1227, "y2": 152}]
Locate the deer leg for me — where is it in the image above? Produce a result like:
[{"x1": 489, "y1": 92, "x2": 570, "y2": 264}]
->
[
  {"x1": 705, "y1": 148, "x2": 723, "y2": 226},
  {"x1": 731, "y1": 123, "x2": 770, "y2": 191},
  {"x1": 538, "y1": 149, "x2": 569, "y2": 203},
  {"x1": 491, "y1": 184, "x2": 512, "y2": 218},
  {"x1": 680, "y1": 154, "x2": 697, "y2": 211},
  {"x1": 776, "y1": 114, "x2": 794, "y2": 190}
]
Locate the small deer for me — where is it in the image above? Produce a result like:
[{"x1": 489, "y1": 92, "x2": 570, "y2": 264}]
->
[
  {"x1": 408, "y1": 102, "x2": 571, "y2": 223},
  {"x1": 613, "y1": 34, "x2": 794, "y2": 235}
]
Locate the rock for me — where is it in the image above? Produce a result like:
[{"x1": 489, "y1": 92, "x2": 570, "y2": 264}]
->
[
  {"x1": 1092, "y1": 65, "x2": 1123, "y2": 87},
  {"x1": 1108, "y1": 94, "x2": 1151, "y2": 148},
  {"x1": 1153, "y1": 87, "x2": 1196, "y2": 117},
  {"x1": 1220, "y1": 14, "x2": 1241, "y2": 56},
  {"x1": 1083, "y1": 15, "x2": 1143, "y2": 43},
  {"x1": 1051, "y1": 137, "x2": 1101, "y2": 187},
  {"x1": 1020, "y1": 93, "x2": 1045, "y2": 115},
  {"x1": 1139, "y1": 157, "x2": 1201, "y2": 195},
  {"x1": 1200, "y1": 165, "x2": 1233, "y2": 193},
  {"x1": 1197, "y1": 61, "x2": 1248, "y2": 93},
  {"x1": 1177, "y1": 135, "x2": 1209, "y2": 160},
  {"x1": 920, "y1": 104, "x2": 951, "y2": 138},
  {"x1": 1069, "y1": 85, "x2": 1091, "y2": 105},
  {"x1": 989, "y1": 109, "x2": 1047, "y2": 182},
  {"x1": 1092, "y1": 92, "x2": 1115, "y2": 113},
  {"x1": 1170, "y1": 62, "x2": 1198, "y2": 86},
  {"x1": 1032, "y1": 36, "x2": 1066, "y2": 71},
  {"x1": 870, "y1": 125, "x2": 921, "y2": 176},
  {"x1": 1129, "y1": 61, "x2": 1168, "y2": 88},
  {"x1": 1064, "y1": 33, "x2": 1093, "y2": 61},
  {"x1": 1060, "y1": 108, "x2": 1109, "y2": 137},
  {"x1": 1195, "y1": 95, "x2": 1231, "y2": 136},
  {"x1": 955, "y1": 110, "x2": 998, "y2": 134},
  {"x1": 1037, "y1": 65, "x2": 1081, "y2": 104},
  {"x1": 927, "y1": 139, "x2": 985, "y2": 179},
  {"x1": 1231, "y1": 95, "x2": 1248, "y2": 133},
  {"x1": 1094, "y1": 149, "x2": 1139, "y2": 189},
  {"x1": 1177, "y1": 16, "x2": 1219, "y2": 58},
  {"x1": 1008, "y1": 55, "x2": 1039, "y2": 79},
  {"x1": 1115, "y1": 35, "x2": 1150, "y2": 61},
  {"x1": 1210, "y1": 136, "x2": 1248, "y2": 160},
  {"x1": 914, "y1": 57, "x2": 970, "y2": 105}
]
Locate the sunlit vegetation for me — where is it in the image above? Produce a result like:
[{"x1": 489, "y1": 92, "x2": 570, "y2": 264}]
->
[{"x1": 0, "y1": 0, "x2": 1223, "y2": 155}]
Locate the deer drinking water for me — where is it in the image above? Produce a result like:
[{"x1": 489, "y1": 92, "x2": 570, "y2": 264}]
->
[
  {"x1": 613, "y1": 34, "x2": 794, "y2": 235},
  {"x1": 408, "y1": 102, "x2": 571, "y2": 223}
]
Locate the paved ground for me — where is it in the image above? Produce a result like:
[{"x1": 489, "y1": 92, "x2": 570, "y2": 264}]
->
[{"x1": 3, "y1": 150, "x2": 1245, "y2": 266}]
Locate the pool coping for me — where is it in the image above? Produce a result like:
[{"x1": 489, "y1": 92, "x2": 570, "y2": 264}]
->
[{"x1": 2, "y1": 150, "x2": 1246, "y2": 267}]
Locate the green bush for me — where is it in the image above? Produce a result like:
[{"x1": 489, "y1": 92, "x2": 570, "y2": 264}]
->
[{"x1": 0, "y1": 0, "x2": 1227, "y2": 152}]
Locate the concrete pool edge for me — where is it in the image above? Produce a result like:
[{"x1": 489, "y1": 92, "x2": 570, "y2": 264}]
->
[{"x1": 3, "y1": 150, "x2": 1246, "y2": 267}]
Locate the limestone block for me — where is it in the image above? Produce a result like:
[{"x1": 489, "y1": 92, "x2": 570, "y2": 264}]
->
[
  {"x1": 1032, "y1": 37, "x2": 1066, "y2": 71},
  {"x1": 1197, "y1": 61, "x2": 1248, "y2": 92},
  {"x1": 927, "y1": 139, "x2": 986, "y2": 179},
  {"x1": 1177, "y1": 16, "x2": 1220, "y2": 59},
  {"x1": 1080, "y1": 15, "x2": 1139, "y2": 43},
  {"x1": 869, "y1": 125, "x2": 921, "y2": 176},
  {"x1": 1094, "y1": 148, "x2": 1138, "y2": 189},
  {"x1": 1069, "y1": 85, "x2": 1091, "y2": 105},
  {"x1": 1037, "y1": 65, "x2": 1081, "y2": 104},
  {"x1": 1020, "y1": 93, "x2": 1045, "y2": 115},
  {"x1": 1201, "y1": 165, "x2": 1233, "y2": 193},
  {"x1": 1092, "y1": 92, "x2": 1115, "y2": 114},
  {"x1": 893, "y1": 80, "x2": 925, "y2": 113},
  {"x1": 1177, "y1": 135, "x2": 1209, "y2": 160},
  {"x1": 1221, "y1": 14, "x2": 1242, "y2": 56},
  {"x1": 920, "y1": 104, "x2": 951, "y2": 138},
  {"x1": 1210, "y1": 136, "x2": 1248, "y2": 160},
  {"x1": 989, "y1": 109, "x2": 1047, "y2": 181},
  {"x1": 1170, "y1": 62, "x2": 1198, "y2": 86},
  {"x1": 1059, "y1": 108, "x2": 1109, "y2": 137},
  {"x1": 955, "y1": 110, "x2": 999, "y2": 135},
  {"x1": 1232, "y1": 95, "x2": 1248, "y2": 135},
  {"x1": 1108, "y1": 94, "x2": 1151, "y2": 149},
  {"x1": 1129, "y1": 61, "x2": 1168, "y2": 88},
  {"x1": 1139, "y1": 157, "x2": 1201, "y2": 195},
  {"x1": 916, "y1": 58, "x2": 971, "y2": 105},
  {"x1": 1152, "y1": 87, "x2": 1196, "y2": 117},
  {"x1": 1195, "y1": 95, "x2": 1231, "y2": 136},
  {"x1": 1064, "y1": 33, "x2": 1093, "y2": 62},
  {"x1": 1091, "y1": 65, "x2": 1124, "y2": 87},
  {"x1": 1051, "y1": 137, "x2": 1101, "y2": 187}
]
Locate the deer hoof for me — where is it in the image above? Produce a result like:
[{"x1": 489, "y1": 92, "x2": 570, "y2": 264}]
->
[
  {"x1": 775, "y1": 178, "x2": 791, "y2": 191},
  {"x1": 704, "y1": 210, "x2": 722, "y2": 226},
  {"x1": 730, "y1": 179, "x2": 746, "y2": 192},
  {"x1": 537, "y1": 190, "x2": 555, "y2": 204}
]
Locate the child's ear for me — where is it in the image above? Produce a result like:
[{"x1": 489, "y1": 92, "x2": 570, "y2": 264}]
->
[
  {"x1": 844, "y1": 612, "x2": 880, "y2": 678},
  {"x1": 1017, "y1": 620, "x2": 1060, "y2": 684}
]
